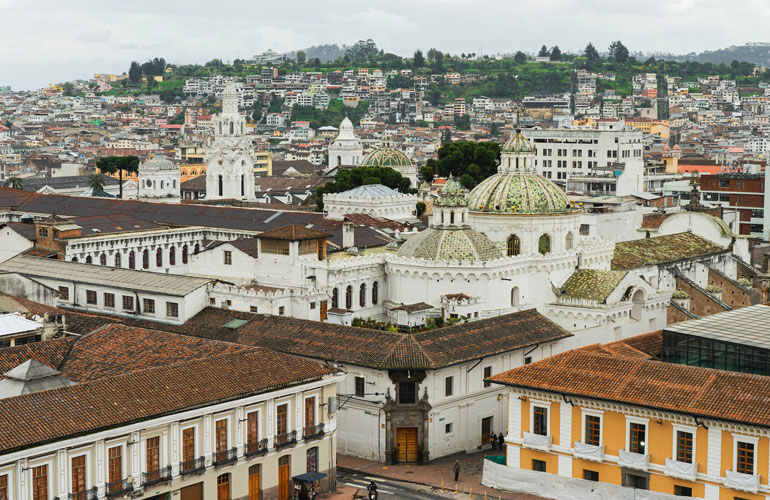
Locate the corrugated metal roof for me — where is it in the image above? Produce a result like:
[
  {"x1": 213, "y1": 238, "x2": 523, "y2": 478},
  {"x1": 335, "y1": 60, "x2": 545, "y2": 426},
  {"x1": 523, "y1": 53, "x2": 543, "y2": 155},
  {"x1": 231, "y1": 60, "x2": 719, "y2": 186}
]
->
[
  {"x1": 0, "y1": 256, "x2": 211, "y2": 296},
  {"x1": 0, "y1": 314, "x2": 41, "y2": 337}
]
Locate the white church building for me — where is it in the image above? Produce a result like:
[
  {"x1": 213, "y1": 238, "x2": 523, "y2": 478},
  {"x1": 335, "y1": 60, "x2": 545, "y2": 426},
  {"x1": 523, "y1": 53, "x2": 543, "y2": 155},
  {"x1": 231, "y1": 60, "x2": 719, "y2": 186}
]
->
[{"x1": 327, "y1": 116, "x2": 363, "y2": 168}]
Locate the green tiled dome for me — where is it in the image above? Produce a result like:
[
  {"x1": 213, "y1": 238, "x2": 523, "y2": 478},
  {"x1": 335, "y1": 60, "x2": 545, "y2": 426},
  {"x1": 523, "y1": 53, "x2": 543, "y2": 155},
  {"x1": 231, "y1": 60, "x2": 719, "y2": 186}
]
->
[
  {"x1": 434, "y1": 178, "x2": 467, "y2": 207},
  {"x1": 502, "y1": 130, "x2": 535, "y2": 153},
  {"x1": 397, "y1": 228, "x2": 502, "y2": 261},
  {"x1": 467, "y1": 173, "x2": 571, "y2": 214},
  {"x1": 360, "y1": 147, "x2": 413, "y2": 168}
]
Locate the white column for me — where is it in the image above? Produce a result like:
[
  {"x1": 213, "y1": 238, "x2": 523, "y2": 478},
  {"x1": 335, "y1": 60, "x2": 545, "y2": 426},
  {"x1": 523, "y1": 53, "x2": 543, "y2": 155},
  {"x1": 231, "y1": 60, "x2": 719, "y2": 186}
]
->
[
  {"x1": 507, "y1": 390, "x2": 521, "y2": 442},
  {"x1": 507, "y1": 444, "x2": 520, "y2": 468},
  {"x1": 58, "y1": 449, "x2": 67, "y2": 498},
  {"x1": 130, "y1": 432, "x2": 140, "y2": 481},
  {"x1": 704, "y1": 483, "x2": 720, "y2": 500},
  {"x1": 236, "y1": 407, "x2": 244, "y2": 455},
  {"x1": 95, "y1": 439, "x2": 105, "y2": 495},
  {"x1": 204, "y1": 414, "x2": 212, "y2": 462},
  {"x1": 558, "y1": 455, "x2": 572, "y2": 478},
  {"x1": 560, "y1": 401, "x2": 572, "y2": 450},
  {"x1": 706, "y1": 426, "x2": 721, "y2": 477},
  {"x1": 170, "y1": 422, "x2": 179, "y2": 476},
  {"x1": 17, "y1": 459, "x2": 27, "y2": 500}
]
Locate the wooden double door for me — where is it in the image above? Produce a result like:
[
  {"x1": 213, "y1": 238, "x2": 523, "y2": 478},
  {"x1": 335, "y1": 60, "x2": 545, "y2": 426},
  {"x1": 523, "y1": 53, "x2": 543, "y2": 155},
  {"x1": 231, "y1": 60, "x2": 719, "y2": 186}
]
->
[{"x1": 396, "y1": 427, "x2": 418, "y2": 462}]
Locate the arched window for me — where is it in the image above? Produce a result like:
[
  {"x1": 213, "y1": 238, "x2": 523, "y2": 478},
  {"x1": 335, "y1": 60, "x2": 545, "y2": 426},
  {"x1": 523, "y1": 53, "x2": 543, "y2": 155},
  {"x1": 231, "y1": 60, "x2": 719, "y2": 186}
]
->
[
  {"x1": 229, "y1": 121, "x2": 234, "y2": 135},
  {"x1": 190, "y1": 170, "x2": 197, "y2": 176},
  {"x1": 441, "y1": 211, "x2": 445, "y2": 224},
  {"x1": 99, "y1": 253, "x2": 106, "y2": 266},
  {"x1": 372, "y1": 281, "x2": 379, "y2": 305},
  {"x1": 194, "y1": 243, "x2": 200, "y2": 254},
  {"x1": 173, "y1": 179, "x2": 176, "y2": 189},
  {"x1": 337, "y1": 155, "x2": 342, "y2": 166},
  {"x1": 128, "y1": 251, "x2": 135, "y2": 269},
  {"x1": 631, "y1": 289, "x2": 645, "y2": 321},
  {"x1": 306, "y1": 447, "x2": 319, "y2": 473},
  {"x1": 217, "y1": 473, "x2": 230, "y2": 500},
  {"x1": 450, "y1": 211, "x2": 455, "y2": 224},
  {"x1": 359, "y1": 283, "x2": 366, "y2": 307},
  {"x1": 156, "y1": 247, "x2": 163, "y2": 267},
  {"x1": 182, "y1": 245, "x2": 189, "y2": 264},
  {"x1": 114, "y1": 252, "x2": 121, "y2": 268},
  {"x1": 538, "y1": 234, "x2": 551, "y2": 255},
  {"x1": 218, "y1": 122, "x2": 222, "y2": 135},
  {"x1": 71, "y1": 257, "x2": 78, "y2": 262},
  {"x1": 565, "y1": 232, "x2": 574, "y2": 250},
  {"x1": 345, "y1": 285, "x2": 352, "y2": 310},
  {"x1": 218, "y1": 175, "x2": 223, "y2": 197},
  {"x1": 241, "y1": 175, "x2": 244, "y2": 197},
  {"x1": 85, "y1": 255, "x2": 92, "y2": 264},
  {"x1": 507, "y1": 235, "x2": 521, "y2": 256},
  {"x1": 169, "y1": 246, "x2": 176, "y2": 266},
  {"x1": 142, "y1": 249, "x2": 149, "y2": 269},
  {"x1": 511, "y1": 287, "x2": 520, "y2": 307},
  {"x1": 160, "y1": 180, "x2": 164, "y2": 189},
  {"x1": 331, "y1": 288, "x2": 339, "y2": 309}
]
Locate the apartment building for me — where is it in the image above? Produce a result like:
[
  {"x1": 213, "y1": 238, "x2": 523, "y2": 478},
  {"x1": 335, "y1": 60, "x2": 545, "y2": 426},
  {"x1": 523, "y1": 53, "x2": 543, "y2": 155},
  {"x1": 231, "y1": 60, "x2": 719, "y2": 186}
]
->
[
  {"x1": 486, "y1": 321, "x2": 770, "y2": 500},
  {"x1": 0, "y1": 324, "x2": 342, "y2": 500},
  {"x1": 698, "y1": 173, "x2": 769, "y2": 239},
  {"x1": 524, "y1": 125, "x2": 644, "y2": 196}
]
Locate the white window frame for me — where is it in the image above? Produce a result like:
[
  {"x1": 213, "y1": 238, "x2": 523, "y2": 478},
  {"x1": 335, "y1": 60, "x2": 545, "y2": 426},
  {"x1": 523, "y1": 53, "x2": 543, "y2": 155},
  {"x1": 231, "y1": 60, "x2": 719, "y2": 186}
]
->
[
  {"x1": 0, "y1": 467, "x2": 12, "y2": 500},
  {"x1": 104, "y1": 439, "x2": 129, "y2": 483},
  {"x1": 275, "y1": 399, "x2": 292, "y2": 435},
  {"x1": 68, "y1": 448, "x2": 92, "y2": 495},
  {"x1": 213, "y1": 414, "x2": 232, "y2": 451},
  {"x1": 444, "y1": 376, "x2": 454, "y2": 398},
  {"x1": 733, "y1": 434, "x2": 759, "y2": 476},
  {"x1": 671, "y1": 424, "x2": 697, "y2": 464},
  {"x1": 625, "y1": 416, "x2": 649, "y2": 454},
  {"x1": 26, "y1": 457, "x2": 54, "y2": 500},
  {"x1": 581, "y1": 409, "x2": 604, "y2": 446},
  {"x1": 243, "y1": 407, "x2": 262, "y2": 443},
  {"x1": 303, "y1": 392, "x2": 320, "y2": 427},
  {"x1": 529, "y1": 399, "x2": 551, "y2": 436},
  {"x1": 141, "y1": 432, "x2": 166, "y2": 473},
  {"x1": 179, "y1": 422, "x2": 200, "y2": 461}
]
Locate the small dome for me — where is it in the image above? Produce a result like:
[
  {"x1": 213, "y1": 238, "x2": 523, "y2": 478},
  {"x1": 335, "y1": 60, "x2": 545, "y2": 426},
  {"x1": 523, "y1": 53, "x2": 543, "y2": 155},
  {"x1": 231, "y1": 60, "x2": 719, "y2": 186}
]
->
[
  {"x1": 360, "y1": 147, "x2": 413, "y2": 168},
  {"x1": 434, "y1": 178, "x2": 467, "y2": 207},
  {"x1": 140, "y1": 154, "x2": 176, "y2": 171},
  {"x1": 501, "y1": 130, "x2": 535, "y2": 154},
  {"x1": 335, "y1": 184, "x2": 408, "y2": 199},
  {"x1": 397, "y1": 227, "x2": 502, "y2": 261},
  {"x1": 467, "y1": 172, "x2": 572, "y2": 214}
]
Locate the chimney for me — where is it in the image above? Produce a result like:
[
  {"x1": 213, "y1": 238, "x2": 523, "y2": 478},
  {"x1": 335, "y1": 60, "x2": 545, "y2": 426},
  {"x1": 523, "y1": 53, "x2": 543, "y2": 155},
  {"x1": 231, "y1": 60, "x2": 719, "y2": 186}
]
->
[{"x1": 342, "y1": 222, "x2": 355, "y2": 249}]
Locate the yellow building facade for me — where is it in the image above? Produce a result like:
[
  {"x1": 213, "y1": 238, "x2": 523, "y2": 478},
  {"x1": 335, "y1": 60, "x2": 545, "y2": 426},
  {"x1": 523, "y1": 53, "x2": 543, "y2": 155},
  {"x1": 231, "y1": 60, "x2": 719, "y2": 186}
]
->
[{"x1": 490, "y1": 349, "x2": 770, "y2": 500}]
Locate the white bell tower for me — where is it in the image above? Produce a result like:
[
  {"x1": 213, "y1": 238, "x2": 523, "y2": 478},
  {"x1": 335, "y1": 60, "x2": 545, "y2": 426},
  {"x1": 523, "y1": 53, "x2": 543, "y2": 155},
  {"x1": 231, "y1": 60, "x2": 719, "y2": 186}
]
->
[{"x1": 205, "y1": 82, "x2": 257, "y2": 201}]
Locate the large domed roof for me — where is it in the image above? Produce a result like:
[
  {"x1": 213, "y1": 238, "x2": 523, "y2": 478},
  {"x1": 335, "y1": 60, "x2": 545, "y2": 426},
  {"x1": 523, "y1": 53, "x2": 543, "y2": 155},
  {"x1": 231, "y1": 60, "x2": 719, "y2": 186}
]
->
[
  {"x1": 397, "y1": 228, "x2": 502, "y2": 261},
  {"x1": 360, "y1": 147, "x2": 412, "y2": 168},
  {"x1": 467, "y1": 173, "x2": 571, "y2": 214}
]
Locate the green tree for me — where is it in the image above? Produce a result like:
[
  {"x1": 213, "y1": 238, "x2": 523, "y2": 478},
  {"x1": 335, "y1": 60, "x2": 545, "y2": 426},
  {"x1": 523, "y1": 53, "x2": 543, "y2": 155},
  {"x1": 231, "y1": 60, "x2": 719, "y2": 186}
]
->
[
  {"x1": 128, "y1": 61, "x2": 142, "y2": 83},
  {"x1": 62, "y1": 82, "x2": 75, "y2": 96},
  {"x1": 413, "y1": 49, "x2": 425, "y2": 68},
  {"x1": 3, "y1": 177, "x2": 23, "y2": 190},
  {"x1": 88, "y1": 174, "x2": 106, "y2": 196},
  {"x1": 459, "y1": 174, "x2": 474, "y2": 189},
  {"x1": 387, "y1": 74, "x2": 413, "y2": 89},
  {"x1": 454, "y1": 114, "x2": 470, "y2": 130},
  {"x1": 296, "y1": 51, "x2": 307, "y2": 65},
  {"x1": 538, "y1": 45, "x2": 549, "y2": 57},
  {"x1": 416, "y1": 202, "x2": 426, "y2": 217},
  {"x1": 609, "y1": 41, "x2": 629, "y2": 63},
  {"x1": 420, "y1": 164, "x2": 435, "y2": 183},
  {"x1": 427, "y1": 141, "x2": 500, "y2": 186},
  {"x1": 346, "y1": 39, "x2": 378, "y2": 64},
  {"x1": 584, "y1": 42, "x2": 599, "y2": 60},
  {"x1": 514, "y1": 51, "x2": 527, "y2": 64},
  {"x1": 315, "y1": 166, "x2": 416, "y2": 211},
  {"x1": 96, "y1": 156, "x2": 139, "y2": 199},
  {"x1": 550, "y1": 46, "x2": 562, "y2": 61}
]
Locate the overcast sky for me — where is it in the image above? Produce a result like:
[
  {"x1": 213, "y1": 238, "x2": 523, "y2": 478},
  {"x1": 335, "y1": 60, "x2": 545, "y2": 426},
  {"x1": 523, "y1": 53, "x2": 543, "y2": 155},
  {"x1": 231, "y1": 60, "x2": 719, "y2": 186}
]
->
[{"x1": 1, "y1": 0, "x2": 768, "y2": 90}]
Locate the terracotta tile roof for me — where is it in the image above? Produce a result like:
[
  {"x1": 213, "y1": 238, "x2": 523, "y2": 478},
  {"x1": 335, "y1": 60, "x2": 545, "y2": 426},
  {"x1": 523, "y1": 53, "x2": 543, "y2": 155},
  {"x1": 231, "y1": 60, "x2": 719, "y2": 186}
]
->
[
  {"x1": 611, "y1": 232, "x2": 726, "y2": 270},
  {"x1": 113, "y1": 307, "x2": 571, "y2": 370},
  {"x1": 256, "y1": 224, "x2": 331, "y2": 241},
  {"x1": 180, "y1": 174, "x2": 206, "y2": 190},
  {"x1": 343, "y1": 213, "x2": 406, "y2": 231},
  {"x1": 560, "y1": 269, "x2": 628, "y2": 303},
  {"x1": 0, "y1": 338, "x2": 73, "y2": 376},
  {"x1": 391, "y1": 302, "x2": 434, "y2": 312},
  {"x1": 489, "y1": 349, "x2": 770, "y2": 427},
  {"x1": 0, "y1": 349, "x2": 334, "y2": 453}
]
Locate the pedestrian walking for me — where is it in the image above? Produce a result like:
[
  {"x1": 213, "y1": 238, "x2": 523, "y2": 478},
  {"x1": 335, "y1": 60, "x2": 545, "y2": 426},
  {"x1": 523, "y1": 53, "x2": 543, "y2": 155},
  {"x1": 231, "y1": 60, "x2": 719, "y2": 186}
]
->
[
  {"x1": 490, "y1": 432, "x2": 497, "y2": 450},
  {"x1": 498, "y1": 432, "x2": 504, "y2": 450},
  {"x1": 454, "y1": 460, "x2": 460, "y2": 482}
]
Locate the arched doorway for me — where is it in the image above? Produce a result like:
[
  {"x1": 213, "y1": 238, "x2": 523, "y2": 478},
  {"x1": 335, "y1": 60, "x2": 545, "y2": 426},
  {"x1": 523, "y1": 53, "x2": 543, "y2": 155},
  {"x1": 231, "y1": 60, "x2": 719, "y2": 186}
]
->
[
  {"x1": 511, "y1": 287, "x2": 520, "y2": 307},
  {"x1": 565, "y1": 232, "x2": 574, "y2": 250},
  {"x1": 631, "y1": 289, "x2": 644, "y2": 321},
  {"x1": 538, "y1": 234, "x2": 551, "y2": 255},
  {"x1": 507, "y1": 235, "x2": 521, "y2": 256}
]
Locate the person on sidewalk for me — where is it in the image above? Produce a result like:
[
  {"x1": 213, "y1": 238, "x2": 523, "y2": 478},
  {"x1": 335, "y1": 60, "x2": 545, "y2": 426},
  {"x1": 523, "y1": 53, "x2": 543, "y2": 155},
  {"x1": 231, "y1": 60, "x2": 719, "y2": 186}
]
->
[
  {"x1": 498, "y1": 433, "x2": 504, "y2": 451},
  {"x1": 490, "y1": 432, "x2": 497, "y2": 450},
  {"x1": 454, "y1": 460, "x2": 460, "y2": 482}
]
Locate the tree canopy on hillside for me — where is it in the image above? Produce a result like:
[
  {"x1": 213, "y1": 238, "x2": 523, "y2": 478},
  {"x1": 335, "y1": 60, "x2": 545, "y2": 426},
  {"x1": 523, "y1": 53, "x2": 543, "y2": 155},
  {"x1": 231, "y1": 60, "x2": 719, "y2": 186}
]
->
[{"x1": 419, "y1": 141, "x2": 500, "y2": 188}]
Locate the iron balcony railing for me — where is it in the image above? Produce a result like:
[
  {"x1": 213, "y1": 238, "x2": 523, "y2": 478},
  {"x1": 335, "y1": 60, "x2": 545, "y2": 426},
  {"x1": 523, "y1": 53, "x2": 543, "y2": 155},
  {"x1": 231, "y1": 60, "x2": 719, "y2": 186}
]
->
[
  {"x1": 142, "y1": 465, "x2": 172, "y2": 487},
  {"x1": 180, "y1": 456, "x2": 206, "y2": 475},
  {"x1": 245, "y1": 438, "x2": 269, "y2": 457},
  {"x1": 213, "y1": 447, "x2": 238, "y2": 466},
  {"x1": 303, "y1": 423, "x2": 325, "y2": 441},
  {"x1": 105, "y1": 478, "x2": 133, "y2": 497},
  {"x1": 275, "y1": 430, "x2": 298, "y2": 449},
  {"x1": 69, "y1": 487, "x2": 98, "y2": 500}
]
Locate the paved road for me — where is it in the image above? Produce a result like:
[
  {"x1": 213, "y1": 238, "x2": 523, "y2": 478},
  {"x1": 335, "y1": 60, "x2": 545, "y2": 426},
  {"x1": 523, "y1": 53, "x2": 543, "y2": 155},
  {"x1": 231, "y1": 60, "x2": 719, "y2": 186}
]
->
[{"x1": 339, "y1": 469, "x2": 461, "y2": 499}]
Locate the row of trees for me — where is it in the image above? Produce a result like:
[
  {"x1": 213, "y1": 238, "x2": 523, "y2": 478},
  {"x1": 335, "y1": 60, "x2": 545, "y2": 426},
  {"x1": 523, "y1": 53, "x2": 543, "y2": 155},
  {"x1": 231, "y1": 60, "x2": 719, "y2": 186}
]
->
[{"x1": 128, "y1": 58, "x2": 167, "y2": 84}]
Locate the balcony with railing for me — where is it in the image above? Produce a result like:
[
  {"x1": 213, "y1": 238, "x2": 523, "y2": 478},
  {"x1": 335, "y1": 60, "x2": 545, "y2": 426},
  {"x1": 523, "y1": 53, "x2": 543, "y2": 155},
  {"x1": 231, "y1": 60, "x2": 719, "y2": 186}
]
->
[
  {"x1": 275, "y1": 430, "x2": 298, "y2": 450},
  {"x1": 522, "y1": 432, "x2": 552, "y2": 452},
  {"x1": 69, "y1": 487, "x2": 98, "y2": 500},
  {"x1": 180, "y1": 456, "x2": 206, "y2": 476},
  {"x1": 573, "y1": 441, "x2": 605, "y2": 462},
  {"x1": 105, "y1": 478, "x2": 133, "y2": 498},
  {"x1": 143, "y1": 466, "x2": 172, "y2": 487},
  {"x1": 664, "y1": 458, "x2": 698, "y2": 482},
  {"x1": 245, "y1": 438, "x2": 269, "y2": 457},
  {"x1": 303, "y1": 423, "x2": 325, "y2": 441},
  {"x1": 618, "y1": 449, "x2": 650, "y2": 471},
  {"x1": 213, "y1": 447, "x2": 238, "y2": 467},
  {"x1": 724, "y1": 469, "x2": 760, "y2": 494}
]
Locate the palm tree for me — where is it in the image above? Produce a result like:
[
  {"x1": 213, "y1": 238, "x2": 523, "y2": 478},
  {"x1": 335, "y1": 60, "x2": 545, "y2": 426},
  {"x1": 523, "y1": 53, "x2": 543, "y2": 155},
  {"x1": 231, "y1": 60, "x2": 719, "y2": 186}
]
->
[
  {"x1": 3, "y1": 177, "x2": 23, "y2": 190},
  {"x1": 88, "y1": 173, "x2": 106, "y2": 196}
]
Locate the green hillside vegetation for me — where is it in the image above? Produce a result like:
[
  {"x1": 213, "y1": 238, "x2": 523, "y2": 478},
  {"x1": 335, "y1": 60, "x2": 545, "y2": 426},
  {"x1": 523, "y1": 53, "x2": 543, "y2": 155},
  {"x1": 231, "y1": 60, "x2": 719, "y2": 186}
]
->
[{"x1": 290, "y1": 100, "x2": 369, "y2": 129}]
